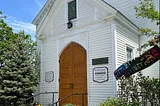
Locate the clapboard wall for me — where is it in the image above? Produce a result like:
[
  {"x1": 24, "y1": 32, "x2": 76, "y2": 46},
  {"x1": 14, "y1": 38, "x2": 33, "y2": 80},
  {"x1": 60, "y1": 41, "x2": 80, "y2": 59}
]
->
[
  {"x1": 35, "y1": 0, "x2": 153, "y2": 105},
  {"x1": 115, "y1": 23, "x2": 139, "y2": 68},
  {"x1": 40, "y1": 40, "x2": 58, "y2": 105},
  {"x1": 38, "y1": 0, "x2": 117, "y2": 105},
  {"x1": 88, "y1": 23, "x2": 116, "y2": 106}
]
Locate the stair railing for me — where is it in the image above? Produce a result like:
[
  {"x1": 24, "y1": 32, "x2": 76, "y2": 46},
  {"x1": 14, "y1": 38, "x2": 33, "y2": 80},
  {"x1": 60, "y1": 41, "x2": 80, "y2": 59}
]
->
[
  {"x1": 24, "y1": 91, "x2": 58, "y2": 106},
  {"x1": 53, "y1": 92, "x2": 87, "y2": 106}
]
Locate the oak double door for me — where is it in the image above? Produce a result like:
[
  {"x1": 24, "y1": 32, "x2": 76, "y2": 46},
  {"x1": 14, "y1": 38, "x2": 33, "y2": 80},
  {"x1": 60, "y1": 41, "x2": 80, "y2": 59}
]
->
[{"x1": 59, "y1": 42, "x2": 87, "y2": 106}]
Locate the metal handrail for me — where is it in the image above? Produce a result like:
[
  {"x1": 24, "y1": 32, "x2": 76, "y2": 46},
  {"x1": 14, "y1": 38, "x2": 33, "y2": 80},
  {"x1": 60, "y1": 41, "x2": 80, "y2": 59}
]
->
[
  {"x1": 24, "y1": 91, "x2": 58, "y2": 106},
  {"x1": 53, "y1": 92, "x2": 87, "y2": 106}
]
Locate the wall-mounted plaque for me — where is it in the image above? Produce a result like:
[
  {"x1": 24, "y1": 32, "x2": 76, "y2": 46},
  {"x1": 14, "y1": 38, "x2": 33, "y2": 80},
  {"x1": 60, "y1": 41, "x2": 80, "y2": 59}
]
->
[
  {"x1": 93, "y1": 67, "x2": 108, "y2": 83},
  {"x1": 45, "y1": 71, "x2": 54, "y2": 83},
  {"x1": 92, "y1": 57, "x2": 108, "y2": 65}
]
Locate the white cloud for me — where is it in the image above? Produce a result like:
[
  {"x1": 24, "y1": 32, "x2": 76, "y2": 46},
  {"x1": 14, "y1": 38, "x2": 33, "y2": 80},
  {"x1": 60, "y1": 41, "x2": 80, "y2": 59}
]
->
[
  {"x1": 35, "y1": 0, "x2": 43, "y2": 7},
  {"x1": 5, "y1": 16, "x2": 36, "y2": 41}
]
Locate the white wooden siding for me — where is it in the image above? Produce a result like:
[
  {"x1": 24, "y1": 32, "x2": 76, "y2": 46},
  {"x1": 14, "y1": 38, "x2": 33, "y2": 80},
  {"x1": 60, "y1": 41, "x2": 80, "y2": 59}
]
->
[
  {"x1": 43, "y1": 0, "x2": 95, "y2": 37},
  {"x1": 40, "y1": 40, "x2": 58, "y2": 105},
  {"x1": 52, "y1": 4, "x2": 66, "y2": 36},
  {"x1": 77, "y1": 0, "x2": 95, "y2": 26},
  {"x1": 36, "y1": 0, "x2": 160, "y2": 105},
  {"x1": 141, "y1": 62, "x2": 159, "y2": 78},
  {"x1": 35, "y1": 39, "x2": 41, "y2": 102},
  {"x1": 116, "y1": 24, "x2": 139, "y2": 68},
  {"x1": 88, "y1": 26, "x2": 115, "y2": 105}
]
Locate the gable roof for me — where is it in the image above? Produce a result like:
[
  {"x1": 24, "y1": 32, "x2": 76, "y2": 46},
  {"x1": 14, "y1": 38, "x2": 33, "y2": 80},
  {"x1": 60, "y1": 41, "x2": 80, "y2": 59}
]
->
[
  {"x1": 33, "y1": 0, "x2": 139, "y2": 37},
  {"x1": 101, "y1": 0, "x2": 138, "y2": 29},
  {"x1": 33, "y1": 0, "x2": 137, "y2": 27}
]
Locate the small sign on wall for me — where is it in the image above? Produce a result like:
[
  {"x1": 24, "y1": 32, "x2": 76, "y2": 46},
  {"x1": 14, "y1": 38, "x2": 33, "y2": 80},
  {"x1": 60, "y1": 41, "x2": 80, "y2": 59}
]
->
[
  {"x1": 45, "y1": 71, "x2": 54, "y2": 83},
  {"x1": 92, "y1": 57, "x2": 108, "y2": 65},
  {"x1": 93, "y1": 67, "x2": 108, "y2": 83}
]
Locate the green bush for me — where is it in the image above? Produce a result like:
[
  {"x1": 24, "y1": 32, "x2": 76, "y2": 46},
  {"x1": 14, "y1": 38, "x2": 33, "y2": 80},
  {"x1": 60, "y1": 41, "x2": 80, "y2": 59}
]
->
[
  {"x1": 99, "y1": 97, "x2": 125, "y2": 106},
  {"x1": 118, "y1": 72, "x2": 159, "y2": 106},
  {"x1": 62, "y1": 103, "x2": 75, "y2": 106},
  {"x1": 99, "y1": 96, "x2": 140, "y2": 106},
  {"x1": 100, "y1": 73, "x2": 159, "y2": 106},
  {"x1": 138, "y1": 74, "x2": 160, "y2": 106}
]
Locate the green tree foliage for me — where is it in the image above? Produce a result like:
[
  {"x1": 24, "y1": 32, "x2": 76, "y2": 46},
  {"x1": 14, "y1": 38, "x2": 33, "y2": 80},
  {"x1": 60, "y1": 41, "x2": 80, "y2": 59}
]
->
[
  {"x1": 100, "y1": 73, "x2": 159, "y2": 106},
  {"x1": 138, "y1": 75, "x2": 160, "y2": 106},
  {"x1": 0, "y1": 11, "x2": 40, "y2": 106},
  {"x1": 118, "y1": 73, "x2": 160, "y2": 106},
  {"x1": 134, "y1": 0, "x2": 160, "y2": 25},
  {"x1": 99, "y1": 97, "x2": 126, "y2": 106},
  {"x1": 134, "y1": 0, "x2": 160, "y2": 48},
  {"x1": 99, "y1": 96, "x2": 140, "y2": 106},
  {"x1": 63, "y1": 103, "x2": 75, "y2": 106}
]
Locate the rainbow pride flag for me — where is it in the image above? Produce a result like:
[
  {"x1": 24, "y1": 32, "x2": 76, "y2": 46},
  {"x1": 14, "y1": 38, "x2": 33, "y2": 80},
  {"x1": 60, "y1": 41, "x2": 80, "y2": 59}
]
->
[{"x1": 114, "y1": 45, "x2": 160, "y2": 79}]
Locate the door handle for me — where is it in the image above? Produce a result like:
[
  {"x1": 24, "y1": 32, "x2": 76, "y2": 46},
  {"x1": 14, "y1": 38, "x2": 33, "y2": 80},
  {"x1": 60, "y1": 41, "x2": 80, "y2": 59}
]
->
[
  {"x1": 70, "y1": 83, "x2": 73, "y2": 89},
  {"x1": 70, "y1": 83, "x2": 74, "y2": 89}
]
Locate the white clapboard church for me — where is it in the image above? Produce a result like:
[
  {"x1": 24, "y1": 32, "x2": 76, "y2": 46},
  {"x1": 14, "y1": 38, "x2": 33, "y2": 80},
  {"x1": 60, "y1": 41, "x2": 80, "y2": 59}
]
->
[{"x1": 32, "y1": 0, "x2": 159, "y2": 105}]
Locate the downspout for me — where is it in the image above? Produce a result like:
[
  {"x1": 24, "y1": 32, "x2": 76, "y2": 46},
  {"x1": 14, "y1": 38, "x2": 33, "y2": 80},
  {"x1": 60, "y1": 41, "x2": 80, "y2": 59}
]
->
[{"x1": 138, "y1": 33, "x2": 141, "y2": 56}]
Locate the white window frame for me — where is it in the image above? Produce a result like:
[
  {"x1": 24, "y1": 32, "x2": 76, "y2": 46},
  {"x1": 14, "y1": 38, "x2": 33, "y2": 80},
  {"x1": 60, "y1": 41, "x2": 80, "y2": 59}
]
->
[
  {"x1": 65, "y1": 0, "x2": 78, "y2": 22},
  {"x1": 126, "y1": 45, "x2": 134, "y2": 62}
]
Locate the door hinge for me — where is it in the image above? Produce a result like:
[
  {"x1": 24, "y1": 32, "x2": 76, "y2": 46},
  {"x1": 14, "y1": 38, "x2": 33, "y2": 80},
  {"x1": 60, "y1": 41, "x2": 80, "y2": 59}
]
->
[
  {"x1": 59, "y1": 60, "x2": 60, "y2": 63},
  {"x1": 59, "y1": 78, "x2": 60, "y2": 82}
]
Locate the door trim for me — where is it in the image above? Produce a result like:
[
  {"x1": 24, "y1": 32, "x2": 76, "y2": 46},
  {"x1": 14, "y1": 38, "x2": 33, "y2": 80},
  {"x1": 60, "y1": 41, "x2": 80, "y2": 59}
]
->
[{"x1": 59, "y1": 42, "x2": 88, "y2": 105}]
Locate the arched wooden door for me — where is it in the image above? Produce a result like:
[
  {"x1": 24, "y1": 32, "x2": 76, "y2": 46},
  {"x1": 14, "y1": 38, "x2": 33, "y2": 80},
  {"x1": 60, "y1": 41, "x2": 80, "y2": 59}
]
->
[{"x1": 59, "y1": 42, "x2": 88, "y2": 106}]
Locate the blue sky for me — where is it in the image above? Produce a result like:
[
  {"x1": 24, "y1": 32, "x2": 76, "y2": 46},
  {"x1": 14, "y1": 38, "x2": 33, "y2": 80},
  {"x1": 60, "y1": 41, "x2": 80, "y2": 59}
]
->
[{"x1": 0, "y1": 0, "x2": 47, "y2": 40}]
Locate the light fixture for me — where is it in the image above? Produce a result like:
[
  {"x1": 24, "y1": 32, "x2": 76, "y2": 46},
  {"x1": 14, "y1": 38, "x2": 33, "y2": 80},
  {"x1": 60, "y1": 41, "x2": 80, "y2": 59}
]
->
[{"x1": 67, "y1": 21, "x2": 73, "y2": 29}]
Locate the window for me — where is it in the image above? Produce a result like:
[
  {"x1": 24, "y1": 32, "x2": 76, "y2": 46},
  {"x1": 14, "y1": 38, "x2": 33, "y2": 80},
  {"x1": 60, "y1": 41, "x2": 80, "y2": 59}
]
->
[
  {"x1": 127, "y1": 47, "x2": 133, "y2": 61},
  {"x1": 68, "y1": 0, "x2": 77, "y2": 21}
]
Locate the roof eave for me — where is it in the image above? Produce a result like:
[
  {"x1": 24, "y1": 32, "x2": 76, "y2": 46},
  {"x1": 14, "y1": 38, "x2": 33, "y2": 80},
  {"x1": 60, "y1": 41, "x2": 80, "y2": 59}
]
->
[
  {"x1": 101, "y1": 0, "x2": 140, "y2": 34},
  {"x1": 32, "y1": 0, "x2": 51, "y2": 25},
  {"x1": 116, "y1": 12, "x2": 140, "y2": 35}
]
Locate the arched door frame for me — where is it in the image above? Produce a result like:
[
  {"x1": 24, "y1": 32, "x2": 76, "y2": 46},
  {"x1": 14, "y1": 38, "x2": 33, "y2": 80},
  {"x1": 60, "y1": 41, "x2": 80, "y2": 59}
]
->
[
  {"x1": 58, "y1": 41, "x2": 87, "y2": 57},
  {"x1": 58, "y1": 42, "x2": 88, "y2": 105}
]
